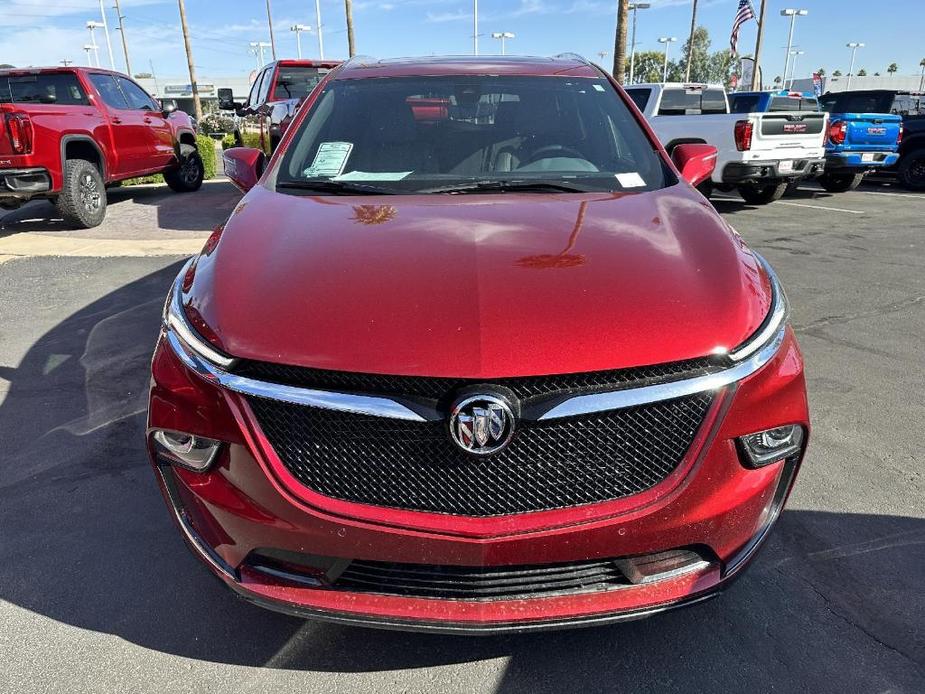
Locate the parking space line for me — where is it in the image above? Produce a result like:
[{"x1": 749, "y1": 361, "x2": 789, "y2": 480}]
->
[
  {"x1": 0, "y1": 233, "x2": 209, "y2": 259},
  {"x1": 861, "y1": 191, "x2": 925, "y2": 200},
  {"x1": 776, "y1": 201, "x2": 865, "y2": 214}
]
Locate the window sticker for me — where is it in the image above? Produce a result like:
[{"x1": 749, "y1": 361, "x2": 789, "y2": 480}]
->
[
  {"x1": 616, "y1": 172, "x2": 646, "y2": 188},
  {"x1": 303, "y1": 141, "x2": 353, "y2": 177},
  {"x1": 592, "y1": 84, "x2": 605, "y2": 92},
  {"x1": 336, "y1": 171, "x2": 412, "y2": 181}
]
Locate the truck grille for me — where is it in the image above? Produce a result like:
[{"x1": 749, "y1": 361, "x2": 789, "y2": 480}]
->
[{"x1": 247, "y1": 391, "x2": 713, "y2": 517}]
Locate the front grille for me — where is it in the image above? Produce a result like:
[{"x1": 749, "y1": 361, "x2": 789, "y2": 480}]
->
[
  {"x1": 333, "y1": 558, "x2": 630, "y2": 600},
  {"x1": 248, "y1": 392, "x2": 713, "y2": 516},
  {"x1": 233, "y1": 357, "x2": 724, "y2": 403}
]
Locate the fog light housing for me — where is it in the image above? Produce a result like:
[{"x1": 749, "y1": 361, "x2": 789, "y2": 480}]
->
[
  {"x1": 151, "y1": 429, "x2": 222, "y2": 472},
  {"x1": 737, "y1": 425, "x2": 804, "y2": 468}
]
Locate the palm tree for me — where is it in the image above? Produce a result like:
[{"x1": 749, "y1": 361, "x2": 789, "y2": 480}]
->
[
  {"x1": 857, "y1": 68, "x2": 867, "y2": 76},
  {"x1": 887, "y1": 62, "x2": 898, "y2": 75},
  {"x1": 773, "y1": 75, "x2": 782, "y2": 85},
  {"x1": 816, "y1": 67, "x2": 825, "y2": 76}
]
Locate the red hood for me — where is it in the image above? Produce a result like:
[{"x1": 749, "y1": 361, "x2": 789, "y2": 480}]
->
[{"x1": 186, "y1": 184, "x2": 770, "y2": 377}]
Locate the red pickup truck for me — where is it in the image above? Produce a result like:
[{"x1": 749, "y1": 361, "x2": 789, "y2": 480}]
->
[
  {"x1": 1, "y1": 66, "x2": 202, "y2": 228},
  {"x1": 218, "y1": 59, "x2": 340, "y2": 154}
]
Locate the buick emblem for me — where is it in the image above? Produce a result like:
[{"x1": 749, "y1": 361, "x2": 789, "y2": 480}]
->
[{"x1": 449, "y1": 394, "x2": 515, "y2": 455}]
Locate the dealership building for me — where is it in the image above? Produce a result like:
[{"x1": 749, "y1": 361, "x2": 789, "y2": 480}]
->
[{"x1": 134, "y1": 73, "x2": 255, "y2": 112}]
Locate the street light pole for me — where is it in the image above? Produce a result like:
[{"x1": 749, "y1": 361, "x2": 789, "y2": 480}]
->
[
  {"x1": 628, "y1": 3, "x2": 650, "y2": 85},
  {"x1": 658, "y1": 37, "x2": 677, "y2": 83},
  {"x1": 249, "y1": 41, "x2": 271, "y2": 68},
  {"x1": 83, "y1": 45, "x2": 95, "y2": 67},
  {"x1": 491, "y1": 32, "x2": 514, "y2": 55},
  {"x1": 787, "y1": 50, "x2": 804, "y2": 88},
  {"x1": 291, "y1": 25, "x2": 311, "y2": 59},
  {"x1": 97, "y1": 0, "x2": 116, "y2": 69},
  {"x1": 86, "y1": 22, "x2": 103, "y2": 67},
  {"x1": 315, "y1": 0, "x2": 325, "y2": 58},
  {"x1": 780, "y1": 9, "x2": 808, "y2": 93},
  {"x1": 473, "y1": 0, "x2": 479, "y2": 55},
  {"x1": 846, "y1": 42, "x2": 864, "y2": 89}
]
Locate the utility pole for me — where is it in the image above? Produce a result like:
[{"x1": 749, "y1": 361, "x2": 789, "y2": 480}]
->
[
  {"x1": 315, "y1": 0, "x2": 325, "y2": 58},
  {"x1": 612, "y1": 0, "x2": 629, "y2": 84},
  {"x1": 176, "y1": 0, "x2": 202, "y2": 121},
  {"x1": 113, "y1": 0, "x2": 131, "y2": 76},
  {"x1": 684, "y1": 0, "x2": 698, "y2": 81},
  {"x1": 265, "y1": 0, "x2": 277, "y2": 60},
  {"x1": 344, "y1": 0, "x2": 356, "y2": 57},
  {"x1": 97, "y1": 0, "x2": 116, "y2": 69},
  {"x1": 473, "y1": 0, "x2": 479, "y2": 55},
  {"x1": 751, "y1": 0, "x2": 767, "y2": 90},
  {"x1": 60, "y1": 59, "x2": 74, "y2": 67}
]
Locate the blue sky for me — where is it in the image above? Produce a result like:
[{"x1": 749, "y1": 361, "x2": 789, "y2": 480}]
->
[{"x1": 2, "y1": 0, "x2": 924, "y2": 81}]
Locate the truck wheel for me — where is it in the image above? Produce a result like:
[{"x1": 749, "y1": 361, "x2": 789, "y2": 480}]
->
[
  {"x1": 738, "y1": 182, "x2": 787, "y2": 205},
  {"x1": 896, "y1": 149, "x2": 925, "y2": 191},
  {"x1": 817, "y1": 172, "x2": 864, "y2": 192},
  {"x1": 784, "y1": 180, "x2": 801, "y2": 196},
  {"x1": 164, "y1": 146, "x2": 204, "y2": 193},
  {"x1": 56, "y1": 159, "x2": 106, "y2": 228}
]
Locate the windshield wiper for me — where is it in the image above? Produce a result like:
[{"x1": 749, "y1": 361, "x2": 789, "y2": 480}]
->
[
  {"x1": 418, "y1": 180, "x2": 594, "y2": 194},
  {"x1": 277, "y1": 179, "x2": 398, "y2": 196}
]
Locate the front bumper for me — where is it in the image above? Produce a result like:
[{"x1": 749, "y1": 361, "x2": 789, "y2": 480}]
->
[
  {"x1": 824, "y1": 151, "x2": 900, "y2": 173},
  {"x1": 0, "y1": 167, "x2": 51, "y2": 200},
  {"x1": 722, "y1": 158, "x2": 826, "y2": 184},
  {"x1": 147, "y1": 316, "x2": 809, "y2": 632}
]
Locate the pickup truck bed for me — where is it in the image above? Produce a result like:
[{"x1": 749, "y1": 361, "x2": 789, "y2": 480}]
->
[{"x1": 626, "y1": 83, "x2": 827, "y2": 204}]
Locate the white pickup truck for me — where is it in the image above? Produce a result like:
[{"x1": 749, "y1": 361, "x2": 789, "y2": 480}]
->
[{"x1": 625, "y1": 83, "x2": 827, "y2": 204}]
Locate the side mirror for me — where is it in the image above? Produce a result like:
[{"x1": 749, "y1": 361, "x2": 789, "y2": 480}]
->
[
  {"x1": 671, "y1": 143, "x2": 718, "y2": 188},
  {"x1": 223, "y1": 147, "x2": 265, "y2": 193},
  {"x1": 217, "y1": 88, "x2": 238, "y2": 111},
  {"x1": 160, "y1": 99, "x2": 177, "y2": 115}
]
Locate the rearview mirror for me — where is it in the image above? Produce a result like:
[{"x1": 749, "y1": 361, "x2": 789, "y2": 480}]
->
[
  {"x1": 217, "y1": 88, "x2": 238, "y2": 111},
  {"x1": 223, "y1": 147, "x2": 265, "y2": 193},
  {"x1": 160, "y1": 99, "x2": 177, "y2": 115},
  {"x1": 671, "y1": 143, "x2": 718, "y2": 188}
]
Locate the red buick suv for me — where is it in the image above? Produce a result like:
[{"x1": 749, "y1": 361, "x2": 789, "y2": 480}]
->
[{"x1": 147, "y1": 55, "x2": 809, "y2": 633}]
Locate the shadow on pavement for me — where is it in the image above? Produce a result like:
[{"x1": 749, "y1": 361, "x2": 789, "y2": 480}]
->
[
  {"x1": 0, "y1": 265, "x2": 922, "y2": 691},
  {"x1": 0, "y1": 179, "x2": 240, "y2": 236}
]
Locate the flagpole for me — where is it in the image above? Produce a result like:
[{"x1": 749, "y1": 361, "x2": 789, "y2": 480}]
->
[{"x1": 751, "y1": 0, "x2": 766, "y2": 90}]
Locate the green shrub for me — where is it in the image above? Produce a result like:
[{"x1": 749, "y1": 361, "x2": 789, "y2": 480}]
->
[
  {"x1": 196, "y1": 133, "x2": 217, "y2": 180},
  {"x1": 221, "y1": 133, "x2": 236, "y2": 150},
  {"x1": 240, "y1": 131, "x2": 262, "y2": 149}
]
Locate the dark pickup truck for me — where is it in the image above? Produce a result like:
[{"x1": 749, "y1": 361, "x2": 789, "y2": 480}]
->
[
  {"x1": 820, "y1": 90, "x2": 925, "y2": 191},
  {"x1": 218, "y1": 59, "x2": 340, "y2": 155}
]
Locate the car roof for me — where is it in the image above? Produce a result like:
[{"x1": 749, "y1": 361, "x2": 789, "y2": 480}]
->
[
  {"x1": 273, "y1": 59, "x2": 342, "y2": 69},
  {"x1": 0, "y1": 66, "x2": 128, "y2": 78},
  {"x1": 333, "y1": 55, "x2": 601, "y2": 79},
  {"x1": 627, "y1": 82, "x2": 725, "y2": 90}
]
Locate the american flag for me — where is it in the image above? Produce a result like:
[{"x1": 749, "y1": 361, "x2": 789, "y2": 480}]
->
[{"x1": 730, "y1": 0, "x2": 756, "y2": 55}]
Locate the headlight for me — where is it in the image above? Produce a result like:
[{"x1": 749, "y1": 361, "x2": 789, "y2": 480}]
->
[
  {"x1": 737, "y1": 425, "x2": 805, "y2": 468},
  {"x1": 151, "y1": 429, "x2": 223, "y2": 472}
]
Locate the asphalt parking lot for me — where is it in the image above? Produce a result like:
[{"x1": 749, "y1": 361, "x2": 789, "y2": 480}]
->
[{"x1": 0, "y1": 179, "x2": 923, "y2": 693}]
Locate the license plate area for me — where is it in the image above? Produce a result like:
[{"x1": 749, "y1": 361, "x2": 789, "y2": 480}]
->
[
  {"x1": 861, "y1": 153, "x2": 876, "y2": 162},
  {"x1": 778, "y1": 160, "x2": 794, "y2": 174}
]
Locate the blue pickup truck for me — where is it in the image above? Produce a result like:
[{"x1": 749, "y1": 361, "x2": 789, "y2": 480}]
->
[{"x1": 730, "y1": 90, "x2": 902, "y2": 192}]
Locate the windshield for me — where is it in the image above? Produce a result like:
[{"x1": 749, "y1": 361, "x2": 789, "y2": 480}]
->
[
  {"x1": 275, "y1": 75, "x2": 671, "y2": 194},
  {"x1": 819, "y1": 92, "x2": 894, "y2": 114},
  {"x1": 273, "y1": 67, "x2": 328, "y2": 100}
]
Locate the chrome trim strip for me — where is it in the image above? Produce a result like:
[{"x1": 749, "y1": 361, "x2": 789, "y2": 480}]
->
[
  {"x1": 166, "y1": 330, "x2": 427, "y2": 422},
  {"x1": 538, "y1": 324, "x2": 785, "y2": 420},
  {"x1": 729, "y1": 253, "x2": 788, "y2": 363}
]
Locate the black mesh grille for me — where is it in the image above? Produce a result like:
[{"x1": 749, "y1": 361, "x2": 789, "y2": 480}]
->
[
  {"x1": 332, "y1": 558, "x2": 630, "y2": 600},
  {"x1": 233, "y1": 358, "x2": 724, "y2": 402},
  {"x1": 248, "y1": 392, "x2": 713, "y2": 516}
]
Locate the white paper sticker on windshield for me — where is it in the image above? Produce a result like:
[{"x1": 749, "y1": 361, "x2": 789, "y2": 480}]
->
[
  {"x1": 616, "y1": 172, "x2": 645, "y2": 188},
  {"x1": 303, "y1": 141, "x2": 353, "y2": 177},
  {"x1": 336, "y1": 171, "x2": 411, "y2": 181}
]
